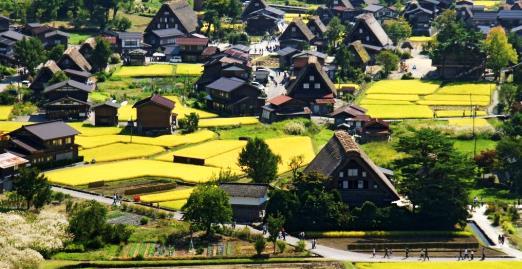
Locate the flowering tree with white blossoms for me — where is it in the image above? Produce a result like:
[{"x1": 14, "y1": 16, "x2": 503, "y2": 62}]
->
[{"x1": 0, "y1": 211, "x2": 71, "y2": 269}]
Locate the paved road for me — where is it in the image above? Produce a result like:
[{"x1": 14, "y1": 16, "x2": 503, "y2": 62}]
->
[
  {"x1": 53, "y1": 186, "x2": 521, "y2": 261},
  {"x1": 0, "y1": 75, "x2": 20, "y2": 92}
]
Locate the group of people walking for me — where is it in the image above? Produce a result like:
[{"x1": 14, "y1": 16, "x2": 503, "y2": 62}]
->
[{"x1": 371, "y1": 247, "x2": 486, "y2": 261}]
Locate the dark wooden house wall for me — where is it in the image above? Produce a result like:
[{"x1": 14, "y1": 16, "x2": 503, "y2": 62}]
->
[
  {"x1": 94, "y1": 106, "x2": 118, "y2": 126},
  {"x1": 45, "y1": 87, "x2": 89, "y2": 102},
  {"x1": 246, "y1": 16, "x2": 279, "y2": 35},
  {"x1": 147, "y1": 4, "x2": 189, "y2": 34},
  {"x1": 136, "y1": 104, "x2": 172, "y2": 130},
  {"x1": 348, "y1": 21, "x2": 383, "y2": 48}
]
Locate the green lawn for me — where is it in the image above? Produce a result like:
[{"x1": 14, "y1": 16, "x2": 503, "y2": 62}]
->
[
  {"x1": 452, "y1": 139, "x2": 498, "y2": 157},
  {"x1": 66, "y1": 32, "x2": 92, "y2": 45},
  {"x1": 51, "y1": 245, "x2": 121, "y2": 261}
]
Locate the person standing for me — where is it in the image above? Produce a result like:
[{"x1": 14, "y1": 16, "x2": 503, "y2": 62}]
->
[
  {"x1": 458, "y1": 249, "x2": 463, "y2": 261},
  {"x1": 464, "y1": 248, "x2": 469, "y2": 260},
  {"x1": 481, "y1": 247, "x2": 486, "y2": 260},
  {"x1": 372, "y1": 248, "x2": 376, "y2": 258},
  {"x1": 470, "y1": 250, "x2": 474, "y2": 260},
  {"x1": 383, "y1": 248, "x2": 390, "y2": 259},
  {"x1": 405, "y1": 247, "x2": 409, "y2": 259},
  {"x1": 424, "y1": 248, "x2": 430, "y2": 261},
  {"x1": 262, "y1": 223, "x2": 267, "y2": 235},
  {"x1": 419, "y1": 249, "x2": 424, "y2": 260}
]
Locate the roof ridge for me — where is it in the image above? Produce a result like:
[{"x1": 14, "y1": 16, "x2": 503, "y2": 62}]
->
[{"x1": 334, "y1": 131, "x2": 360, "y2": 153}]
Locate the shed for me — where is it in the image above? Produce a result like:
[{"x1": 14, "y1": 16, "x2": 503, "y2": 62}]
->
[
  {"x1": 93, "y1": 102, "x2": 120, "y2": 126},
  {"x1": 133, "y1": 94, "x2": 176, "y2": 135},
  {"x1": 219, "y1": 183, "x2": 269, "y2": 223}
]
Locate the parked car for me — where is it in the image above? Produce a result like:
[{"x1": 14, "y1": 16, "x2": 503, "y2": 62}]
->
[
  {"x1": 21, "y1": 80, "x2": 30, "y2": 87},
  {"x1": 169, "y1": 56, "x2": 182, "y2": 63}
]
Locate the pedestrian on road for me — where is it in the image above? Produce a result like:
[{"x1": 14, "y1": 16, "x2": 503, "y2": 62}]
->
[
  {"x1": 311, "y1": 238, "x2": 316, "y2": 249},
  {"x1": 418, "y1": 249, "x2": 424, "y2": 260},
  {"x1": 470, "y1": 250, "x2": 474, "y2": 260},
  {"x1": 405, "y1": 247, "x2": 409, "y2": 259},
  {"x1": 281, "y1": 228, "x2": 286, "y2": 241},
  {"x1": 372, "y1": 248, "x2": 376, "y2": 258},
  {"x1": 498, "y1": 235, "x2": 502, "y2": 245},
  {"x1": 383, "y1": 248, "x2": 390, "y2": 259},
  {"x1": 464, "y1": 248, "x2": 469, "y2": 259},
  {"x1": 424, "y1": 248, "x2": 430, "y2": 261},
  {"x1": 458, "y1": 249, "x2": 463, "y2": 261},
  {"x1": 262, "y1": 224, "x2": 267, "y2": 235},
  {"x1": 481, "y1": 247, "x2": 486, "y2": 260},
  {"x1": 232, "y1": 221, "x2": 236, "y2": 229}
]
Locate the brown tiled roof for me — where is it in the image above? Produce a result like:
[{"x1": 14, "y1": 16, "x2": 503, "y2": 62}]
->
[
  {"x1": 175, "y1": 37, "x2": 209, "y2": 46},
  {"x1": 330, "y1": 104, "x2": 367, "y2": 117},
  {"x1": 268, "y1": 95, "x2": 292, "y2": 106},
  {"x1": 0, "y1": 152, "x2": 28, "y2": 169},
  {"x1": 60, "y1": 47, "x2": 92, "y2": 72},
  {"x1": 304, "y1": 131, "x2": 400, "y2": 200},
  {"x1": 133, "y1": 94, "x2": 175, "y2": 110}
]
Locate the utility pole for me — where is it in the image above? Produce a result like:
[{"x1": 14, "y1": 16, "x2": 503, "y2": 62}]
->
[{"x1": 470, "y1": 93, "x2": 477, "y2": 157}]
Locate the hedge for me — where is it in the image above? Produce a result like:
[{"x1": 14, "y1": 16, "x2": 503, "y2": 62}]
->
[{"x1": 305, "y1": 230, "x2": 473, "y2": 238}]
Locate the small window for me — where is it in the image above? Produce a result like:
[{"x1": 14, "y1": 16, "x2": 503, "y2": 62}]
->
[
  {"x1": 342, "y1": 180, "x2": 349, "y2": 189},
  {"x1": 339, "y1": 171, "x2": 344, "y2": 177},
  {"x1": 348, "y1": 169, "x2": 358, "y2": 176},
  {"x1": 164, "y1": 11, "x2": 169, "y2": 15},
  {"x1": 157, "y1": 23, "x2": 160, "y2": 28},
  {"x1": 359, "y1": 28, "x2": 363, "y2": 34},
  {"x1": 303, "y1": 83, "x2": 309, "y2": 89},
  {"x1": 362, "y1": 171, "x2": 367, "y2": 177},
  {"x1": 366, "y1": 36, "x2": 370, "y2": 41},
  {"x1": 373, "y1": 184, "x2": 378, "y2": 189},
  {"x1": 309, "y1": 75, "x2": 315, "y2": 81},
  {"x1": 357, "y1": 180, "x2": 364, "y2": 189},
  {"x1": 255, "y1": 2, "x2": 259, "y2": 6},
  {"x1": 314, "y1": 83, "x2": 320, "y2": 89},
  {"x1": 292, "y1": 27, "x2": 296, "y2": 32}
]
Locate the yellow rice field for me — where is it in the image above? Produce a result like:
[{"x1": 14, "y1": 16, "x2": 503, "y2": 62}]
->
[
  {"x1": 436, "y1": 83, "x2": 494, "y2": 96},
  {"x1": 448, "y1": 118, "x2": 491, "y2": 128},
  {"x1": 113, "y1": 64, "x2": 175, "y2": 77},
  {"x1": 118, "y1": 104, "x2": 137, "y2": 121},
  {"x1": 360, "y1": 100, "x2": 414, "y2": 105},
  {"x1": 474, "y1": 1, "x2": 500, "y2": 8},
  {"x1": 417, "y1": 100, "x2": 490, "y2": 106},
  {"x1": 164, "y1": 96, "x2": 217, "y2": 119},
  {"x1": 362, "y1": 105, "x2": 433, "y2": 119},
  {"x1": 80, "y1": 143, "x2": 165, "y2": 162},
  {"x1": 408, "y1": 36, "x2": 434, "y2": 42},
  {"x1": 0, "y1": 106, "x2": 13, "y2": 120},
  {"x1": 67, "y1": 122, "x2": 122, "y2": 136},
  {"x1": 199, "y1": 117, "x2": 259, "y2": 127},
  {"x1": 171, "y1": 140, "x2": 246, "y2": 160},
  {"x1": 205, "y1": 147, "x2": 243, "y2": 171},
  {"x1": 365, "y1": 94, "x2": 420, "y2": 101},
  {"x1": 159, "y1": 199, "x2": 187, "y2": 210},
  {"x1": 335, "y1": 83, "x2": 360, "y2": 91},
  {"x1": 75, "y1": 130, "x2": 216, "y2": 148},
  {"x1": 173, "y1": 63, "x2": 204, "y2": 76},
  {"x1": 435, "y1": 110, "x2": 487, "y2": 117},
  {"x1": 0, "y1": 121, "x2": 30, "y2": 132},
  {"x1": 366, "y1": 80, "x2": 440, "y2": 95},
  {"x1": 44, "y1": 160, "x2": 222, "y2": 186},
  {"x1": 140, "y1": 187, "x2": 194, "y2": 203},
  {"x1": 423, "y1": 94, "x2": 491, "y2": 102}
]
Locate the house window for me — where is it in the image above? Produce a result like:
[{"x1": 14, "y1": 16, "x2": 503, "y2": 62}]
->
[
  {"x1": 342, "y1": 180, "x2": 348, "y2": 189},
  {"x1": 362, "y1": 171, "x2": 367, "y2": 177},
  {"x1": 373, "y1": 184, "x2": 378, "y2": 189},
  {"x1": 359, "y1": 28, "x2": 363, "y2": 34},
  {"x1": 292, "y1": 27, "x2": 296, "y2": 32},
  {"x1": 303, "y1": 83, "x2": 309, "y2": 89},
  {"x1": 255, "y1": 2, "x2": 259, "y2": 6},
  {"x1": 314, "y1": 83, "x2": 320, "y2": 89},
  {"x1": 157, "y1": 23, "x2": 160, "y2": 28},
  {"x1": 348, "y1": 169, "x2": 358, "y2": 176},
  {"x1": 339, "y1": 171, "x2": 344, "y2": 177},
  {"x1": 366, "y1": 36, "x2": 370, "y2": 41},
  {"x1": 309, "y1": 75, "x2": 315, "y2": 81},
  {"x1": 164, "y1": 12, "x2": 169, "y2": 15}
]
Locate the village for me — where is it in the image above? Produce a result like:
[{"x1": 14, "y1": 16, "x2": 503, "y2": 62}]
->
[{"x1": 0, "y1": 0, "x2": 522, "y2": 268}]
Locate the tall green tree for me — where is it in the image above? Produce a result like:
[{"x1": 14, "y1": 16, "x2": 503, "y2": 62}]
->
[
  {"x1": 496, "y1": 136, "x2": 522, "y2": 195},
  {"x1": 498, "y1": 84, "x2": 522, "y2": 114},
  {"x1": 376, "y1": 50, "x2": 400, "y2": 75},
  {"x1": 13, "y1": 167, "x2": 52, "y2": 210},
  {"x1": 394, "y1": 128, "x2": 475, "y2": 228},
  {"x1": 14, "y1": 37, "x2": 47, "y2": 76},
  {"x1": 47, "y1": 44, "x2": 65, "y2": 61},
  {"x1": 267, "y1": 214, "x2": 285, "y2": 254},
  {"x1": 226, "y1": 0, "x2": 242, "y2": 20},
  {"x1": 383, "y1": 17, "x2": 412, "y2": 45},
  {"x1": 68, "y1": 200, "x2": 108, "y2": 247},
  {"x1": 91, "y1": 37, "x2": 112, "y2": 72},
  {"x1": 485, "y1": 26, "x2": 518, "y2": 80},
  {"x1": 325, "y1": 16, "x2": 345, "y2": 52},
  {"x1": 182, "y1": 184, "x2": 232, "y2": 238},
  {"x1": 238, "y1": 138, "x2": 281, "y2": 183}
]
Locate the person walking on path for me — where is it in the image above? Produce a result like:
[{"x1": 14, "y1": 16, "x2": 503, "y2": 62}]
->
[
  {"x1": 232, "y1": 221, "x2": 236, "y2": 229},
  {"x1": 311, "y1": 238, "x2": 317, "y2": 249},
  {"x1": 281, "y1": 228, "x2": 286, "y2": 241},
  {"x1": 458, "y1": 249, "x2": 463, "y2": 261},
  {"x1": 383, "y1": 248, "x2": 390, "y2": 259},
  {"x1": 470, "y1": 250, "x2": 474, "y2": 260},
  {"x1": 419, "y1": 249, "x2": 424, "y2": 260},
  {"x1": 404, "y1": 247, "x2": 409, "y2": 259},
  {"x1": 481, "y1": 247, "x2": 486, "y2": 260},
  {"x1": 464, "y1": 248, "x2": 469, "y2": 260},
  {"x1": 372, "y1": 248, "x2": 376, "y2": 258},
  {"x1": 424, "y1": 248, "x2": 430, "y2": 261},
  {"x1": 262, "y1": 223, "x2": 267, "y2": 235}
]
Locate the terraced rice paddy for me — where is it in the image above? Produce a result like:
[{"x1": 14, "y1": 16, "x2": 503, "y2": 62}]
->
[
  {"x1": 159, "y1": 199, "x2": 187, "y2": 210},
  {"x1": 44, "y1": 160, "x2": 222, "y2": 186},
  {"x1": 0, "y1": 106, "x2": 13, "y2": 120},
  {"x1": 171, "y1": 140, "x2": 246, "y2": 160},
  {"x1": 80, "y1": 143, "x2": 165, "y2": 162},
  {"x1": 165, "y1": 96, "x2": 217, "y2": 119},
  {"x1": 140, "y1": 187, "x2": 194, "y2": 203},
  {"x1": 448, "y1": 118, "x2": 492, "y2": 128},
  {"x1": 198, "y1": 117, "x2": 259, "y2": 127},
  {"x1": 360, "y1": 81, "x2": 495, "y2": 119},
  {"x1": 112, "y1": 64, "x2": 203, "y2": 78}
]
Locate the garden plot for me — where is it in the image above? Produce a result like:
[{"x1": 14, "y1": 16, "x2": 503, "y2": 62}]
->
[
  {"x1": 80, "y1": 143, "x2": 165, "y2": 162},
  {"x1": 75, "y1": 130, "x2": 216, "y2": 148},
  {"x1": 44, "y1": 160, "x2": 223, "y2": 186},
  {"x1": 140, "y1": 187, "x2": 194, "y2": 203}
]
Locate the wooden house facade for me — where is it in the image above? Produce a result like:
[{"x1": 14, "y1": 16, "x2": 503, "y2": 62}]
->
[
  {"x1": 175, "y1": 37, "x2": 209, "y2": 62},
  {"x1": 260, "y1": 95, "x2": 311, "y2": 123},
  {"x1": 278, "y1": 18, "x2": 316, "y2": 50},
  {"x1": 219, "y1": 183, "x2": 269, "y2": 223},
  {"x1": 304, "y1": 131, "x2": 400, "y2": 206},
  {"x1": 205, "y1": 77, "x2": 264, "y2": 116},
  {"x1": 5, "y1": 121, "x2": 80, "y2": 166},
  {"x1": 133, "y1": 94, "x2": 176, "y2": 135},
  {"x1": 43, "y1": 80, "x2": 93, "y2": 120},
  {"x1": 93, "y1": 102, "x2": 120, "y2": 126},
  {"x1": 0, "y1": 153, "x2": 29, "y2": 193}
]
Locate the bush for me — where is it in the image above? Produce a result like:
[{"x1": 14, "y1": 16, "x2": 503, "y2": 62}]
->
[
  {"x1": 52, "y1": 191, "x2": 65, "y2": 203},
  {"x1": 64, "y1": 243, "x2": 85, "y2": 253},
  {"x1": 493, "y1": 213, "x2": 501, "y2": 226},
  {"x1": 196, "y1": 247, "x2": 204, "y2": 255},
  {"x1": 235, "y1": 226, "x2": 251, "y2": 241},
  {"x1": 254, "y1": 237, "x2": 266, "y2": 255},
  {"x1": 103, "y1": 223, "x2": 133, "y2": 244},
  {"x1": 276, "y1": 240, "x2": 286, "y2": 253},
  {"x1": 401, "y1": 72, "x2": 414, "y2": 80},
  {"x1": 283, "y1": 121, "x2": 306, "y2": 135},
  {"x1": 140, "y1": 217, "x2": 149, "y2": 225},
  {"x1": 502, "y1": 220, "x2": 515, "y2": 234},
  {"x1": 296, "y1": 240, "x2": 306, "y2": 252},
  {"x1": 110, "y1": 54, "x2": 121, "y2": 64}
]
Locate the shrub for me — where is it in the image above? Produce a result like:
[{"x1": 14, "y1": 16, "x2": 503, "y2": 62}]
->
[
  {"x1": 283, "y1": 121, "x2": 306, "y2": 135},
  {"x1": 235, "y1": 226, "x2": 251, "y2": 241},
  {"x1": 140, "y1": 217, "x2": 149, "y2": 225},
  {"x1": 132, "y1": 254, "x2": 144, "y2": 261},
  {"x1": 52, "y1": 191, "x2": 65, "y2": 203},
  {"x1": 64, "y1": 243, "x2": 85, "y2": 253},
  {"x1": 110, "y1": 53, "x2": 121, "y2": 64},
  {"x1": 502, "y1": 220, "x2": 515, "y2": 234},
  {"x1": 401, "y1": 72, "x2": 414, "y2": 80},
  {"x1": 296, "y1": 240, "x2": 306, "y2": 252},
  {"x1": 493, "y1": 213, "x2": 501, "y2": 226},
  {"x1": 196, "y1": 247, "x2": 204, "y2": 255},
  {"x1": 254, "y1": 237, "x2": 266, "y2": 255},
  {"x1": 276, "y1": 240, "x2": 286, "y2": 253}
]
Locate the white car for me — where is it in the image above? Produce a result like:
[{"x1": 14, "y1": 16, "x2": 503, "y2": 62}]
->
[
  {"x1": 169, "y1": 56, "x2": 182, "y2": 63},
  {"x1": 251, "y1": 81, "x2": 265, "y2": 90},
  {"x1": 21, "y1": 80, "x2": 30, "y2": 87}
]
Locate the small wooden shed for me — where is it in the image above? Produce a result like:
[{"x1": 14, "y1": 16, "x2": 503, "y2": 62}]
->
[{"x1": 93, "y1": 101, "x2": 120, "y2": 126}]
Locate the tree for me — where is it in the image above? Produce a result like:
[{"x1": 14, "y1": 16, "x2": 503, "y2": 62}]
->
[
  {"x1": 502, "y1": 112, "x2": 522, "y2": 138},
  {"x1": 111, "y1": 16, "x2": 132, "y2": 31},
  {"x1": 498, "y1": 83, "x2": 520, "y2": 114},
  {"x1": 325, "y1": 16, "x2": 345, "y2": 52},
  {"x1": 68, "y1": 200, "x2": 108, "y2": 247},
  {"x1": 14, "y1": 37, "x2": 47, "y2": 76},
  {"x1": 496, "y1": 137, "x2": 522, "y2": 195},
  {"x1": 288, "y1": 155, "x2": 304, "y2": 181},
  {"x1": 394, "y1": 128, "x2": 475, "y2": 228},
  {"x1": 47, "y1": 44, "x2": 65, "y2": 61},
  {"x1": 474, "y1": 150, "x2": 497, "y2": 179},
  {"x1": 484, "y1": 26, "x2": 518, "y2": 80},
  {"x1": 91, "y1": 37, "x2": 112, "y2": 72},
  {"x1": 376, "y1": 50, "x2": 400, "y2": 75},
  {"x1": 334, "y1": 45, "x2": 366, "y2": 84},
  {"x1": 12, "y1": 167, "x2": 52, "y2": 210},
  {"x1": 267, "y1": 214, "x2": 285, "y2": 254},
  {"x1": 226, "y1": 0, "x2": 242, "y2": 20},
  {"x1": 238, "y1": 138, "x2": 281, "y2": 183},
  {"x1": 182, "y1": 184, "x2": 232, "y2": 238},
  {"x1": 384, "y1": 17, "x2": 412, "y2": 45},
  {"x1": 48, "y1": 70, "x2": 68, "y2": 85},
  {"x1": 203, "y1": 9, "x2": 221, "y2": 35},
  {"x1": 178, "y1": 112, "x2": 199, "y2": 133}
]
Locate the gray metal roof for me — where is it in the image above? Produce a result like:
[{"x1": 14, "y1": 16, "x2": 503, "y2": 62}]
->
[
  {"x1": 0, "y1": 30, "x2": 25, "y2": 41},
  {"x1": 117, "y1": 31, "x2": 143, "y2": 39},
  {"x1": 152, "y1": 28, "x2": 185, "y2": 38},
  {"x1": 206, "y1": 77, "x2": 246, "y2": 92},
  {"x1": 219, "y1": 183, "x2": 268, "y2": 198},
  {"x1": 498, "y1": 10, "x2": 522, "y2": 19},
  {"x1": 19, "y1": 121, "x2": 80, "y2": 140},
  {"x1": 363, "y1": 4, "x2": 384, "y2": 12}
]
